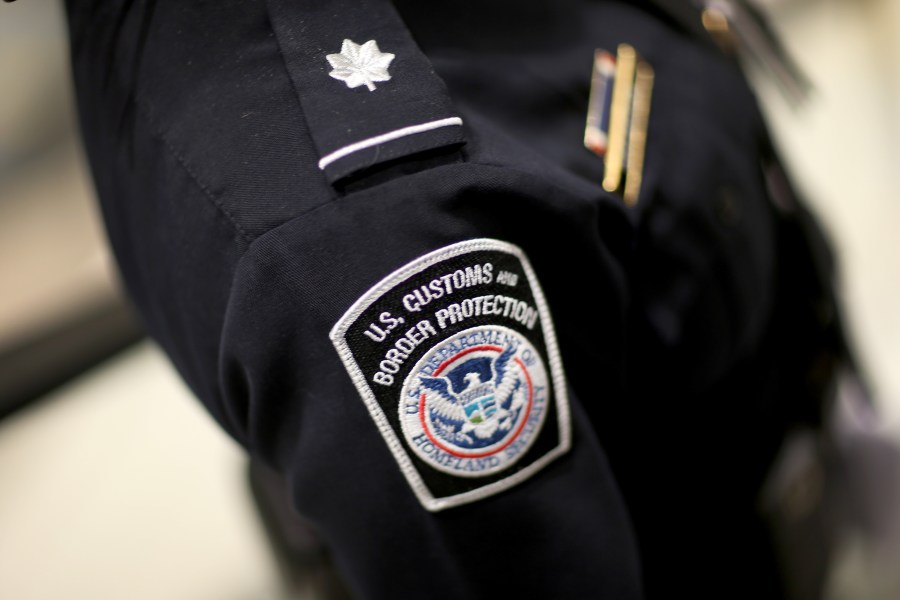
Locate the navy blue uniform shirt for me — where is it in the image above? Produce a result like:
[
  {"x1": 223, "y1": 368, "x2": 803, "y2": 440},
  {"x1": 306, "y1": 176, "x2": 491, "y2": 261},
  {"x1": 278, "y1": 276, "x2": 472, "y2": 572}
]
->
[{"x1": 66, "y1": 0, "x2": 841, "y2": 597}]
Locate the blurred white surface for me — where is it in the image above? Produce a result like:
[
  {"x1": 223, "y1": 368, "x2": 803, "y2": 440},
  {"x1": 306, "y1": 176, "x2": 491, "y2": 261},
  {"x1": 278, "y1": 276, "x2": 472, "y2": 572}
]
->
[
  {"x1": 0, "y1": 343, "x2": 286, "y2": 600},
  {"x1": 0, "y1": 0, "x2": 116, "y2": 348},
  {"x1": 756, "y1": 0, "x2": 900, "y2": 429}
]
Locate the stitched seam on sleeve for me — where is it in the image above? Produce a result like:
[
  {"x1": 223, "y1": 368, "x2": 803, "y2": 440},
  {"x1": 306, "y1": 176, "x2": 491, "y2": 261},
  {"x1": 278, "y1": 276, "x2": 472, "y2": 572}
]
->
[{"x1": 134, "y1": 100, "x2": 254, "y2": 245}]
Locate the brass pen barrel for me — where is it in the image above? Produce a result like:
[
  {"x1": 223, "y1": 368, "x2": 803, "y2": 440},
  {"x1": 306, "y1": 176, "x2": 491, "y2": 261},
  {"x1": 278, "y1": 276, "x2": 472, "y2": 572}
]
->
[{"x1": 603, "y1": 44, "x2": 637, "y2": 194}]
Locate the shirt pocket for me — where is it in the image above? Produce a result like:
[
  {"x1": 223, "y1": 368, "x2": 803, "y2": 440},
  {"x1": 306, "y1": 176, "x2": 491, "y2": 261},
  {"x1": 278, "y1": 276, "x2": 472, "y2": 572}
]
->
[{"x1": 625, "y1": 36, "x2": 778, "y2": 391}]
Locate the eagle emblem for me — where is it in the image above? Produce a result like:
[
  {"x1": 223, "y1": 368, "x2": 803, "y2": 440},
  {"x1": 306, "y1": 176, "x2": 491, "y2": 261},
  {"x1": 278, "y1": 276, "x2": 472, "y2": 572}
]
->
[{"x1": 418, "y1": 344, "x2": 530, "y2": 450}]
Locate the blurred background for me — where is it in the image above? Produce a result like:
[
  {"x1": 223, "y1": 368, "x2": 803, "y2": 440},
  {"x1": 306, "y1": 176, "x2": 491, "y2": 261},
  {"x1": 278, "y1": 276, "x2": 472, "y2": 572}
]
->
[{"x1": 0, "y1": 0, "x2": 897, "y2": 598}]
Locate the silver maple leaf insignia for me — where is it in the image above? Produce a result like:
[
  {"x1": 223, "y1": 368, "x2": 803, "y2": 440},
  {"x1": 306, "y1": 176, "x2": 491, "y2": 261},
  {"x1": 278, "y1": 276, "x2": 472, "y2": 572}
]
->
[{"x1": 326, "y1": 39, "x2": 395, "y2": 92}]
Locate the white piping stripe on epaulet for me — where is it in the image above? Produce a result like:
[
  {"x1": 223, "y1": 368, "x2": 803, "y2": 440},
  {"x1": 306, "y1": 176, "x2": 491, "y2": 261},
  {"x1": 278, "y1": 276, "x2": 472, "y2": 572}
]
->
[{"x1": 317, "y1": 116, "x2": 464, "y2": 170}]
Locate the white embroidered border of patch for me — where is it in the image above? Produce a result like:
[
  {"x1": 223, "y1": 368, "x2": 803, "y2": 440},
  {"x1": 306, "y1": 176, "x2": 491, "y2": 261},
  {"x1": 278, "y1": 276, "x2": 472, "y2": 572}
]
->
[{"x1": 329, "y1": 238, "x2": 571, "y2": 512}]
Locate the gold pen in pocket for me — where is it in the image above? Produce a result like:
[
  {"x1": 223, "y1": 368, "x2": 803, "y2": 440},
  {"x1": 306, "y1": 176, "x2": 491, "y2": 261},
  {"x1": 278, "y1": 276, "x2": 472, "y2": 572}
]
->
[{"x1": 585, "y1": 43, "x2": 654, "y2": 207}]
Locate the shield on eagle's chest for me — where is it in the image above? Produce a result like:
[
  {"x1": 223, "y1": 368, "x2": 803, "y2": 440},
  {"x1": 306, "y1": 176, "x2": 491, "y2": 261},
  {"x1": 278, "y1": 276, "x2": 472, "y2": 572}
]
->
[
  {"x1": 447, "y1": 356, "x2": 497, "y2": 425},
  {"x1": 463, "y1": 394, "x2": 497, "y2": 424}
]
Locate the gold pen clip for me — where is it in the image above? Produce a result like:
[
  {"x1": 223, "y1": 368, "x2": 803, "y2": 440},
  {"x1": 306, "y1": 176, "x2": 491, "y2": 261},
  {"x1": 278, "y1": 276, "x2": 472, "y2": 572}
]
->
[{"x1": 585, "y1": 43, "x2": 655, "y2": 207}]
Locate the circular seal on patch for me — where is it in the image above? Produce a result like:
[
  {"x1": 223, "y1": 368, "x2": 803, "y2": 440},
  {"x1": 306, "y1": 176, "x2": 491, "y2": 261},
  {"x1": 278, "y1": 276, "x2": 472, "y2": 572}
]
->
[{"x1": 399, "y1": 325, "x2": 550, "y2": 478}]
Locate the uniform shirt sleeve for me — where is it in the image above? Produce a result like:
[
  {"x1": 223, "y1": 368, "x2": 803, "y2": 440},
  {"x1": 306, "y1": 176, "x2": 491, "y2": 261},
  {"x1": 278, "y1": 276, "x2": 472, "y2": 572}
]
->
[
  {"x1": 66, "y1": 2, "x2": 645, "y2": 596},
  {"x1": 217, "y1": 159, "x2": 644, "y2": 598}
]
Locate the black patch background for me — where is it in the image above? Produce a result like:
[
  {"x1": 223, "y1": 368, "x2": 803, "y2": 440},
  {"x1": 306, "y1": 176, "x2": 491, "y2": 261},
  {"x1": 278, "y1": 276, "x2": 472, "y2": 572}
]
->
[{"x1": 343, "y1": 247, "x2": 561, "y2": 500}]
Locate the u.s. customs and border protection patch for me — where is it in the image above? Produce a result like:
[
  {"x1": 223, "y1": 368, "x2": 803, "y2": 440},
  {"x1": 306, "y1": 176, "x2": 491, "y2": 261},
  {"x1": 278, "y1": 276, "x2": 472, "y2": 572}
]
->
[{"x1": 330, "y1": 239, "x2": 571, "y2": 511}]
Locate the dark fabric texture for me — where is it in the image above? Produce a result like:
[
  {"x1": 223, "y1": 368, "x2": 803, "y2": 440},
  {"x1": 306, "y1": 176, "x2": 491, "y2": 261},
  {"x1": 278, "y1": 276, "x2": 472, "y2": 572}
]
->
[{"x1": 66, "y1": 0, "x2": 838, "y2": 597}]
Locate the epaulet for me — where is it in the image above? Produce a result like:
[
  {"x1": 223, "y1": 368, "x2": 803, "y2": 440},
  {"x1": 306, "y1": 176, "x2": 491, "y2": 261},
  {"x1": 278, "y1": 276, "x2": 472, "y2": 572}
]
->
[{"x1": 267, "y1": 0, "x2": 466, "y2": 184}]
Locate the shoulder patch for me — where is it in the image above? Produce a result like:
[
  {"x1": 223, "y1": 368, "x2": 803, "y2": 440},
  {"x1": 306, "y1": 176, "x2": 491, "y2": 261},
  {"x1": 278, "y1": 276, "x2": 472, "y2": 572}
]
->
[{"x1": 330, "y1": 239, "x2": 571, "y2": 511}]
